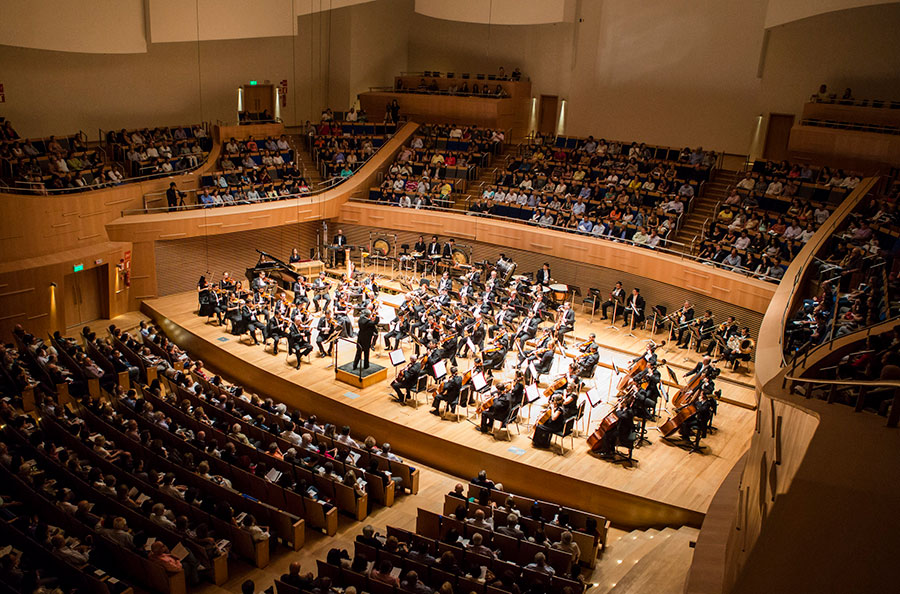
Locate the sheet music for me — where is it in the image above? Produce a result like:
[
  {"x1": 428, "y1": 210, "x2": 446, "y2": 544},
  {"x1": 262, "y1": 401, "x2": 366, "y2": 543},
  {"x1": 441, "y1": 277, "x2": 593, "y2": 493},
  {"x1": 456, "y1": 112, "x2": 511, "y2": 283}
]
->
[
  {"x1": 389, "y1": 349, "x2": 406, "y2": 367},
  {"x1": 472, "y1": 371, "x2": 487, "y2": 391},
  {"x1": 433, "y1": 359, "x2": 447, "y2": 380}
]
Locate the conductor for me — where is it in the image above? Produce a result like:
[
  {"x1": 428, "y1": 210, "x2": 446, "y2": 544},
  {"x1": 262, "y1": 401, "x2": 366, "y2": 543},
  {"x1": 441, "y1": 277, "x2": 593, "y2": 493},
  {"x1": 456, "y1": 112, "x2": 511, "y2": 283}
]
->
[{"x1": 353, "y1": 303, "x2": 378, "y2": 371}]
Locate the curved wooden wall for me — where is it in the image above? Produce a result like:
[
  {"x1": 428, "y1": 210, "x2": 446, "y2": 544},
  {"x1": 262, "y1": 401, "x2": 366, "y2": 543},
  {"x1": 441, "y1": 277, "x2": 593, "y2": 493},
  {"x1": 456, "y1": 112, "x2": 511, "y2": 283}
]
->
[{"x1": 337, "y1": 203, "x2": 777, "y2": 314}]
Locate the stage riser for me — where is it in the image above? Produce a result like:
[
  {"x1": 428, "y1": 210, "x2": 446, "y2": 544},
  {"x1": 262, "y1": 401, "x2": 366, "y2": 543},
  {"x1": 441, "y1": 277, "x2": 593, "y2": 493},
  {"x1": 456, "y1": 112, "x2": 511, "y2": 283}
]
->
[{"x1": 144, "y1": 299, "x2": 704, "y2": 529}]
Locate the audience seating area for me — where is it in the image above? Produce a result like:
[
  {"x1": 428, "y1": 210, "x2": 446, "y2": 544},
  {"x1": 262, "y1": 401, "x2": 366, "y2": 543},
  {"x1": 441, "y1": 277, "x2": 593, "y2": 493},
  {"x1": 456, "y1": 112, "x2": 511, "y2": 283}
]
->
[
  {"x1": 700, "y1": 160, "x2": 862, "y2": 281},
  {"x1": 198, "y1": 134, "x2": 303, "y2": 206},
  {"x1": 0, "y1": 129, "x2": 122, "y2": 193},
  {"x1": 104, "y1": 124, "x2": 212, "y2": 178},
  {"x1": 272, "y1": 477, "x2": 608, "y2": 594},
  {"x1": 308, "y1": 120, "x2": 397, "y2": 180},
  {"x1": 370, "y1": 123, "x2": 506, "y2": 208},
  {"x1": 463, "y1": 134, "x2": 712, "y2": 248},
  {"x1": 785, "y1": 184, "x2": 899, "y2": 355}
]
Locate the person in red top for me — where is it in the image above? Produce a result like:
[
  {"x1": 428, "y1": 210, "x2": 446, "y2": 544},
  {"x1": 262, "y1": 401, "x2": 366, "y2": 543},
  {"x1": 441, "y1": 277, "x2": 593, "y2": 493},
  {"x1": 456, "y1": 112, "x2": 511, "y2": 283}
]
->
[
  {"x1": 369, "y1": 560, "x2": 400, "y2": 587},
  {"x1": 149, "y1": 541, "x2": 182, "y2": 573}
]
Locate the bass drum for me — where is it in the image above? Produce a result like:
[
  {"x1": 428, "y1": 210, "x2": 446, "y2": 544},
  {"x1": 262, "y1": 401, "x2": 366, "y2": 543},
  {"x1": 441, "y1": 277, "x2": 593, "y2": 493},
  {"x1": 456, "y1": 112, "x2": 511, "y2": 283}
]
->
[{"x1": 372, "y1": 238, "x2": 391, "y2": 256}]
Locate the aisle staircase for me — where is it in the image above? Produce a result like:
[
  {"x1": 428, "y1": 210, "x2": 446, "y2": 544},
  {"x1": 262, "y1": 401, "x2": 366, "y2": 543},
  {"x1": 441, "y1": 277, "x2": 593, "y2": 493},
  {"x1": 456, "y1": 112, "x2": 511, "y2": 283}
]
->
[
  {"x1": 671, "y1": 169, "x2": 740, "y2": 247},
  {"x1": 287, "y1": 133, "x2": 325, "y2": 187},
  {"x1": 588, "y1": 526, "x2": 699, "y2": 594},
  {"x1": 451, "y1": 143, "x2": 518, "y2": 210}
]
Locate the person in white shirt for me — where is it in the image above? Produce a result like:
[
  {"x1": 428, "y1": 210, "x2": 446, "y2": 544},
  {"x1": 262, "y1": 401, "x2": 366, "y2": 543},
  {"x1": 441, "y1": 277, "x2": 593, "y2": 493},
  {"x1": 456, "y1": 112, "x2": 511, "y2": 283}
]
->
[
  {"x1": 783, "y1": 223, "x2": 802, "y2": 240},
  {"x1": 146, "y1": 145, "x2": 159, "y2": 159},
  {"x1": 734, "y1": 231, "x2": 751, "y2": 250},
  {"x1": 632, "y1": 226, "x2": 649, "y2": 245},
  {"x1": 736, "y1": 175, "x2": 755, "y2": 191},
  {"x1": 813, "y1": 206, "x2": 831, "y2": 225},
  {"x1": 277, "y1": 136, "x2": 290, "y2": 150},
  {"x1": 572, "y1": 200, "x2": 586, "y2": 217},
  {"x1": 646, "y1": 230, "x2": 661, "y2": 248},
  {"x1": 346, "y1": 108, "x2": 358, "y2": 122},
  {"x1": 336, "y1": 426, "x2": 359, "y2": 447},
  {"x1": 766, "y1": 180, "x2": 783, "y2": 195}
]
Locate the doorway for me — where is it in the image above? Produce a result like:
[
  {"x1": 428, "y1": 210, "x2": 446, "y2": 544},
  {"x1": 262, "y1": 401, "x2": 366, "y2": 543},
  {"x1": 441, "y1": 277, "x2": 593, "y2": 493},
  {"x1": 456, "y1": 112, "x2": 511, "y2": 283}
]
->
[
  {"x1": 763, "y1": 113, "x2": 795, "y2": 161},
  {"x1": 538, "y1": 95, "x2": 559, "y2": 136},
  {"x1": 63, "y1": 266, "x2": 106, "y2": 329}
]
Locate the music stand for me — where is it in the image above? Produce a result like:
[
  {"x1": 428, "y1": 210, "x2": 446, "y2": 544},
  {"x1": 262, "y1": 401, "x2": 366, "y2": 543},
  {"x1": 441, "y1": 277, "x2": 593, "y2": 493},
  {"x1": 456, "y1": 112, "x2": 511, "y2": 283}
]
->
[
  {"x1": 523, "y1": 383, "x2": 541, "y2": 428},
  {"x1": 606, "y1": 300, "x2": 620, "y2": 332},
  {"x1": 625, "y1": 306, "x2": 637, "y2": 338},
  {"x1": 389, "y1": 348, "x2": 406, "y2": 379}
]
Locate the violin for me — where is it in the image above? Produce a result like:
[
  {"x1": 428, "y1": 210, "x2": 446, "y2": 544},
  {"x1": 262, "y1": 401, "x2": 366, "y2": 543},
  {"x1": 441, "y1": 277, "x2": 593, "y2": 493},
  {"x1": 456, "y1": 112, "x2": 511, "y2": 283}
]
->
[{"x1": 543, "y1": 375, "x2": 567, "y2": 397}]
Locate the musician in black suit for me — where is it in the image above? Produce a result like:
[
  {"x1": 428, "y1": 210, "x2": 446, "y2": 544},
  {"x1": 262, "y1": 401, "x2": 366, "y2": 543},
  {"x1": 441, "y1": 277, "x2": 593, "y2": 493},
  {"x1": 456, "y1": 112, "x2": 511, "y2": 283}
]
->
[
  {"x1": 438, "y1": 272, "x2": 453, "y2": 293},
  {"x1": 684, "y1": 355, "x2": 714, "y2": 380},
  {"x1": 535, "y1": 263, "x2": 552, "y2": 286},
  {"x1": 480, "y1": 374, "x2": 523, "y2": 433},
  {"x1": 442, "y1": 238, "x2": 455, "y2": 259},
  {"x1": 219, "y1": 272, "x2": 236, "y2": 292},
  {"x1": 600, "y1": 281, "x2": 626, "y2": 320},
  {"x1": 556, "y1": 301, "x2": 575, "y2": 343},
  {"x1": 243, "y1": 304, "x2": 266, "y2": 345},
  {"x1": 621, "y1": 288, "x2": 646, "y2": 328},
  {"x1": 682, "y1": 310, "x2": 714, "y2": 352},
  {"x1": 515, "y1": 311, "x2": 540, "y2": 350},
  {"x1": 426, "y1": 235, "x2": 441, "y2": 257},
  {"x1": 384, "y1": 312, "x2": 409, "y2": 350},
  {"x1": 489, "y1": 305, "x2": 516, "y2": 339},
  {"x1": 392, "y1": 355, "x2": 421, "y2": 404},
  {"x1": 332, "y1": 229, "x2": 348, "y2": 266},
  {"x1": 413, "y1": 235, "x2": 427, "y2": 272},
  {"x1": 673, "y1": 301, "x2": 695, "y2": 346},
  {"x1": 287, "y1": 316, "x2": 313, "y2": 369},
  {"x1": 291, "y1": 277, "x2": 310, "y2": 308},
  {"x1": 633, "y1": 361, "x2": 664, "y2": 419},
  {"x1": 250, "y1": 271, "x2": 269, "y2": 293},
  {"x1": 430, "y1": 366, "x2": 462, "y2": 415},
  {"x1": 353, "y1": 304, "x2": 379, "y2": 370},
  {"x1": 311, "y1": 272, "x2": 331, "y2": 312},
  {"x1": 316, "y1": 311, "x2": 338, "y2": 356}
]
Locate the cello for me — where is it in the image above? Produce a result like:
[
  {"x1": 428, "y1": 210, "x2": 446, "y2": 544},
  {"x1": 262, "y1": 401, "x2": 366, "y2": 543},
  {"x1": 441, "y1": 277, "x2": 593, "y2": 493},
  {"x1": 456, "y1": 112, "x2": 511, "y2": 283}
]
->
[
  {"x1": 587, "y1": 388, "x2": 636, "y2": 452},
  {"x1": 616, "y1": 356, "x2": 647, "y2": 391}
]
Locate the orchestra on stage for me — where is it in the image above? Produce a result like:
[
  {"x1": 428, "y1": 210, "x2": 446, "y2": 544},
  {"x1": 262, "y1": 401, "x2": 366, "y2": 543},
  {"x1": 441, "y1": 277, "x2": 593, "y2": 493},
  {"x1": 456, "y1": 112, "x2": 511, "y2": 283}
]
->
[{"x1": 195, "y1": 233, "x2": 754, "y2": 459}]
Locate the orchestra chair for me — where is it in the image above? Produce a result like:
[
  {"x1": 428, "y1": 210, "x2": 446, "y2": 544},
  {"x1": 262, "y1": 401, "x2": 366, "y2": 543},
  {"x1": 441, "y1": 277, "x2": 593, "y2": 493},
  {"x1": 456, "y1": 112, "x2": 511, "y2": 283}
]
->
[
  {"x1": 495, "y1": 403, "x2": 522, "y2": 440},
  {"x1": 285, "y1": 348, "x2": 311, "y2": 367},
  {"x1": 458, "y1": 384, "x2": 473, "y2": 418},
  {"x1": 573, "y1": 400, "x2": 588, "y2": 437},
  {"x1": 550, "y1": 414, "x2": 578, "y2": 455},
  {"x1": 614, "y1": 430, "x2": 638, "y2": 464},
  {"x1": 411, "y1": 373, "x2": 430, "y2": 408},
  {"x1": 581, "y1": 287, "x2": 600, "y2": 314}
]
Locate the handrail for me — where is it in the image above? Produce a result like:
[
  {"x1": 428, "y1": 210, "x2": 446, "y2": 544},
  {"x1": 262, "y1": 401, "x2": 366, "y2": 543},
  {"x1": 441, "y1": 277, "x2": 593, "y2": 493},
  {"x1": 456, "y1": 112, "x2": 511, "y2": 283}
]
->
[{"x1": 783, "y1": 374, "x2": 900, "y2": 427}]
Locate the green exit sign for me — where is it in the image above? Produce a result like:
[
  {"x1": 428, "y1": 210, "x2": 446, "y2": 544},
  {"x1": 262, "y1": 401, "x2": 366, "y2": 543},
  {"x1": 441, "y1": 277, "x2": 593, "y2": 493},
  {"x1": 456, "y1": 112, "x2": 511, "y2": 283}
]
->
[
  {"x1": 249, "y1": 80, "x2": 258, "y2": 86},
  {"x1": 73, "y1": 264, "x2": 84, "y2": 272}
]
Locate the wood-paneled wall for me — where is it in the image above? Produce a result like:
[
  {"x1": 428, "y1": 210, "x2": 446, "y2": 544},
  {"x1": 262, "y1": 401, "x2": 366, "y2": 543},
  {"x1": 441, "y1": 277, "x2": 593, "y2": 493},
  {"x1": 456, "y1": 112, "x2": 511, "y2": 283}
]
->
[
  {"x1": 154, "y1": 222, "x2": 319, "y2": 296},
  {"x1": 337, "y1": 224, "x2": 766, "y2": 337},
  {"x1": 337, "y1": 203, "x2": 776, "y2": 313}
]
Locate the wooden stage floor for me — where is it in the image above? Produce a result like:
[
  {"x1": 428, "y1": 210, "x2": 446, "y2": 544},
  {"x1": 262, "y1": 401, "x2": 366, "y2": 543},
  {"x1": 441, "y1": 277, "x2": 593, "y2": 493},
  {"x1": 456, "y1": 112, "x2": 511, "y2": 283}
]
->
[{"x1": 144, "y1": 290, "x2": 756, "y2": 528}]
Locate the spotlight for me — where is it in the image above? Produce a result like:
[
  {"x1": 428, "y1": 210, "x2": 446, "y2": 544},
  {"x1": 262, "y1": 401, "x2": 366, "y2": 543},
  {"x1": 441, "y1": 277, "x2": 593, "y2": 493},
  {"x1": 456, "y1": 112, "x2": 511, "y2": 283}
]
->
[{"x1": 50, "y1": 282, "x2": 58, "y2": 287}]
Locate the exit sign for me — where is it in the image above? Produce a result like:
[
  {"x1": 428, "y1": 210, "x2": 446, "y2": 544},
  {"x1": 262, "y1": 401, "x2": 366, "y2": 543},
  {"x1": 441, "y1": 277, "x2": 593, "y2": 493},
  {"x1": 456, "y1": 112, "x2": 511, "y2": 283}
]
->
[
  {"x1": 249, "y1": 80, "x2": 258, "y2": 86},
  {"x1": 73, "y1": 263, "x2": 84, "y2": 272}
]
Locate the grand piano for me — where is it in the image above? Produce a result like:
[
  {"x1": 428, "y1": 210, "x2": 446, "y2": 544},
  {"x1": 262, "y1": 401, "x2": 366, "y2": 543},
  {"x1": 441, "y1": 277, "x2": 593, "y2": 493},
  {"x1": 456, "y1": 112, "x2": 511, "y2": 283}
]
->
[{"x1": 246, "y1": 250, "x2": 301, "y2": 290}]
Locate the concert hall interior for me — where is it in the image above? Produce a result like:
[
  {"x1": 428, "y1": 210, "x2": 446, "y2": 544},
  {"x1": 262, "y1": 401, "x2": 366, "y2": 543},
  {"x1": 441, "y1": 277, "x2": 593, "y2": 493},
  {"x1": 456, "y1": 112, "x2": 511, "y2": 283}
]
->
[{"x1": 2, "y1": 2, "x2": 900, "y2": 594}]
